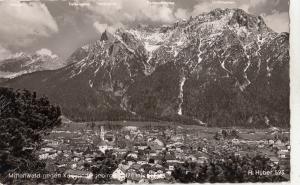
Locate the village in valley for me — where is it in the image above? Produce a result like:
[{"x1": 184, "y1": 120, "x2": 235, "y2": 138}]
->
[{"x1": 36, "y1": 120, "x2": 290, "y2": 183}]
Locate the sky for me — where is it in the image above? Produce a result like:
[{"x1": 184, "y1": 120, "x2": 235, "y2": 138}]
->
[{"x1": 0, "y1": 0, "x2": 290, "y2": 61}]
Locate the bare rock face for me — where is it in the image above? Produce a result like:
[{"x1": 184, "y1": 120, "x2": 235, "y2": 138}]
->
[{"x1": 1, "y1": 9, "x2": 289, "y2": 127}]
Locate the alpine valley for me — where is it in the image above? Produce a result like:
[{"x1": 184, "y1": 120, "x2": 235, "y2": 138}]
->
[{"x1": 1, "y1": 9, "x2": 289, "y2": 128}]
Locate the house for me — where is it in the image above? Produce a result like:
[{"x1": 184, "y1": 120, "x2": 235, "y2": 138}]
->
[
  {"x1": 22, "y1": 147, "x2": 34, "y2": 151},
  {"x1": 73, "y1": 151, "x2": 83, "y2": 156},
  {"x1": 166, "y1": 170, "x2": 172, "y2": 176},
  {"x1": 175, "y1": 147, "x2": 183, "y2": 152},
  {"x1": 48, "y1": 153, "x2": 58, "y2": 160},
  {"x1": 280, "y1": 149, "x2": 289, "y2": 153},
  {"x1": 111, "y1": 167, "x2": 126, "y2": 182},
  {"x1": 122, "y1": 126, "x2": 138, "y2": 131},
  {"x1": 130, "y1": 163, "x2": 142, "y2": 171},
  {"x1": 72, "y1": 156, "x2": 81, "y2": 162},
  {"x1": 153, "y1": 139, "x2": 164, "y2": 146},
  {"x1": 137, "y1": 161, "x2": 148, "y2": 165},
  {"x1": 135, "y1": 133, "x2": 144, "y2": 140},
  {"x1": 138, "y1": 178, "x2": 150, "y2": 184},
  {"x1": 126, "y1": 168, "x2": 145, "y2": 182},
  {"x1": 270, "y1": 157, "x2": 279, "y2": 165},
  {"x1": 202, "y1": 147, "x2": 208, "y2": 153},
  {"x1": 41, "y1": 147, "x2": 54, "y2": 152},
  {"x1": 127, "y1": 152, "x2": 138, "y2": 159},
  {"x1": 71, "y1": 163, "x2": 77, "y2": 169},
  {"x1": 274, "y1": 139, "x2": 284, "y2": 147},
  {"x1": 57, "y1": 164, "x2": 67, "y2": 168},
  {"x1": 85, "y1": 157, "x2": 93, "y2": 163},
  {"x1": 149, "y1": 152, "x2": 158, "y2": 157},
  {"x1": 268, "y1": 139, "x2": 275, "y2": 145},
  {"x1": 185, "y1": 155, "x2": 197, "y2": 162},
  {"x1": 167, "y1": 142, "x2": 183, "y2": 148},
  {"x1": 137, "y1": 146, "x2": 148, "y2": 150},
  {"x1": 234, "y1": 152, "x2": 241, "y2": 157},
  {"x1": 39, "y1": 153, "x2": 48, "y2": 160},
  {"x1": 197, "y1": 156, "x2": 208, "y2": 164},
  {"x1": 168, "y1": 165, "x2": 174, "y2": 171},
  {"x1": 39, "y1": 150, "x2": 58, "y2": 160},
  {"x1": 170, "y1": 135, "x2": 184, "y2": 142},
  {"x1": 98, "y1": 145, "x2": 113, "y2": 153},
  {"x1": 125, "y1": 135, "x2": 131, "y2": 140},
  {"x1": 127, "y1": 160, "x2": 135, "y2": 166},
  {"x1": 231, "y1": 139, "x2": 240, "y2": 145},
  {"x1": 114, "y1": 148, "x2": 127, "y2": 155},
  {"x1": 277, "y1": 151, "x2": 288, "y2": 158},
  {"x1": 175, "y1": 152, "x2": 185, "y2": 160},
  {"x1": 146, "y1": 169, "x2": 166, "y2": 180},
  {"x1": 152, "y1": 163, "x2": 163, "y2": 169},
  {"x1": 48, "y1": 140, "x2": 60, "y2": 147},
  {"x1": 118, "y1": 163, "x2": 131, "y2": 171},
  {"x1": 64, "y1": 170, "x2": 93, "y2": 180},
  {"x1": 270, "y1": 127, "x2": 280, "y2": 132},
  {"x1": 148, "y1": 138, "x2": 164, "y2": 150},
  {"x1": 166, "y1": 160, "x2": 184, "y2": 166}
]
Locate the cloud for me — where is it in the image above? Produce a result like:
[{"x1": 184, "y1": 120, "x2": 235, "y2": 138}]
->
[
  {"x1": 248, "y1": 0, "x2": 289, "y2": 15},
  {"x1": 249, "y1": 0, "x2": 268, "y2": 7},
  {"x1": 190, "y1": 0, "x2": 288, "y2": 16},
  {"x1": 93, "y1": 22, "x2": 124, "y2": 33},
  {"x1": 87, "y1": 0, "x2": 176, "y2": 26},
  {"x1": 74, "y1": 0, "x2": 289, "y2": 34},
  {"x1": 191, "y1": 0, "x2": 266, "y2": 15},
  {"x1": 93, "y1": 22, "x2": 109, "y2": 34},
  {"x1": 0, "y1": 0, "x2": 59, "y2": 47},
  {"x1": 36, "y1": 48, "x2": 58, "y2": 58},
  {"x1": 263, "y1": 11, "x2": 289, "y2": 32},
  {"x1": 175, "y1": 8, "x2": 189, "y2": 20},
  {"x1": 0, "y1": 45, "x2": 12, "y2": 61}
]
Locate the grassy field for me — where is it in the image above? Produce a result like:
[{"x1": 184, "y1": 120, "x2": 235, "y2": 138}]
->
[{"x1": 57, "y1": 120, "x2": 289, "y2": 141}]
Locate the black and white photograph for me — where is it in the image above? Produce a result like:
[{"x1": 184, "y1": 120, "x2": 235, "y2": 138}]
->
[{"x1": 0, "y1": 0, "x2": 295, "y2": 184}]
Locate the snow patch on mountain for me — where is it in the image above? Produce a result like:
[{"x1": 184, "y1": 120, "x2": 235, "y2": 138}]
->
[
  {"x1": 144, "y1": 42, "x2": 160, "y2": 52},
  {"x1": 198, "y1": 10, "x2": 234, "y2": 33}
]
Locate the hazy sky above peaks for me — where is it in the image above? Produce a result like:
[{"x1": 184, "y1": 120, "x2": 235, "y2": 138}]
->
[{"x1": 0, "y1": 0, "x2": 290, "y2": 61}]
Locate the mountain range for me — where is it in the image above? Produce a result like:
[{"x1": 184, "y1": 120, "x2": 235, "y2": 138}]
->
[
  {"x1": 0, "y1": 9, "x2": 289, "y2": 128},
  {"x1": 0, "y1": 51, "x2": 67, "y2": 79}
]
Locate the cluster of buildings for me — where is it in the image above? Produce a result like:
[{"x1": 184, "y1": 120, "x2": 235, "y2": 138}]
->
[{"x1": 36, "y1": 124, "x2": 290, "y2": 183}]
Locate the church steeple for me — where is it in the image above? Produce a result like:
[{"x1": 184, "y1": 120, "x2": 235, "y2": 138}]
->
[{"x1": 100, "y1": 126, "x2": 105, "y2": 141}]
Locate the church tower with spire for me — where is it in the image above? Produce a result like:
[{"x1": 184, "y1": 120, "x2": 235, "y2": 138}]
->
[{"x1": 100, "y1": 125, "x2": 105, "y2": 141}]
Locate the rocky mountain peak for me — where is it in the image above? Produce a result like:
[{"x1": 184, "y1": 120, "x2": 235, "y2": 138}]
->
[
  {"x1": 100, "y1": 30, "x2": 115, "y2": 42},
  {"x1": 2, "y1": 9, "x2": 289, "y2": 128},
  {"x1": 228, "y1": 9, "x2": 269, "y2": 33}
]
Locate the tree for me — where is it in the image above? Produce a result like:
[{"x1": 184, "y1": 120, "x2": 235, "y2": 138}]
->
[
  {"x1": 92, "y1": 150, "x2": 119, "y2": 184},
  {"x1": 214, "y1": 132, "x2": 222, "y2": 140},
  {"x1": 222, "y1": 130, "x2": 228, "y2": 138},
  {"x1": 91, "y1": 122, "x2": 96, "y2": 130},
  {"x1": 0, "y1": 88, "x2": 62, "y2": 182},
  {"x1": 230, "y1": 129, "x2": 239, "y2": 138},
  {"x1": 172, "y1": 152, "x2": 288, "y2": 183}
]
